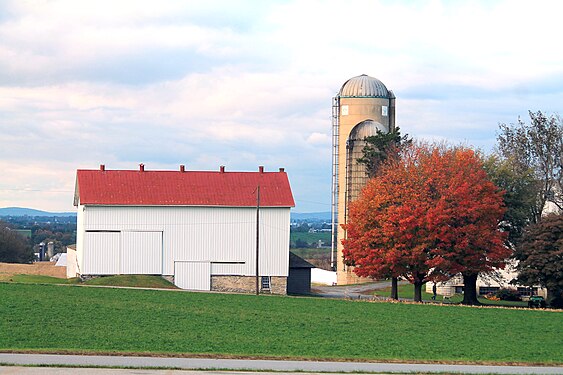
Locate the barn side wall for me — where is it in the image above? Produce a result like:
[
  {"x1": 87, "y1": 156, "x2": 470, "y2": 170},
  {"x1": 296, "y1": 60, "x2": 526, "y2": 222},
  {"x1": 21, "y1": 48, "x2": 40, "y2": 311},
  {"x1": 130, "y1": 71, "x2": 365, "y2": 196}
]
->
[{"x1": 77, "y1": 205, "x2": 290, "y2": 278}]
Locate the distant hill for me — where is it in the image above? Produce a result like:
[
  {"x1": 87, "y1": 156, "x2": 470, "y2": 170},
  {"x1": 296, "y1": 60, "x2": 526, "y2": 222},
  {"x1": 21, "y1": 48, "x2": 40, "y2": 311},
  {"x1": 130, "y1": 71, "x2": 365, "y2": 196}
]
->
[
  {"x1": 291, "y1": 211, "x2": 331, "y2": 221},
  {"x1": 2, "y1": 207, "x2": 327, "y2": 220},
  {"x1": 0, "y1": 207, "x2": 76, "y2": 217}
]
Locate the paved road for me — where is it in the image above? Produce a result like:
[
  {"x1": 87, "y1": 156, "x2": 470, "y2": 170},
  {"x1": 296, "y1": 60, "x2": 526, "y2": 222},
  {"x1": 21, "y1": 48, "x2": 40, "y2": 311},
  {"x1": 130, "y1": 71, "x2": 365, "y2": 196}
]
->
[
  {"x1": 1, "y1": 354, "x2": 561, "y2": 374},
  {"x1": 312, "y1": 280, "x2": 410, "y2": 299},
  {"x1": 1, "y1": 368, "x2": 248, "y2": 374}
]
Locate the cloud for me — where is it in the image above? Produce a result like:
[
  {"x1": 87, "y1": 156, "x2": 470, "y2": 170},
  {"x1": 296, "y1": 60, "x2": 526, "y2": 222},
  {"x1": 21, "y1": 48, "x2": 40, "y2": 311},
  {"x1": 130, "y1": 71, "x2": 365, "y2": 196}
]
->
[
  {"x1": 306, "y1": 132, "x2": 331, "y2": 146},
  {"x1": 0, "y1": 0, "x2": 562, "y2": 212}
]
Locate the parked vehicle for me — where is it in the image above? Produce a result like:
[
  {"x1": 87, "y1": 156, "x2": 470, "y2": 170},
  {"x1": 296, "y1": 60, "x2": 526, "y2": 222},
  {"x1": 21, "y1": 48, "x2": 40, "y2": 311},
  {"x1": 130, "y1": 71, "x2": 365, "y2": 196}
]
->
[{"x1": 527, "y1": 295, "x2": 546, "y2": 308}]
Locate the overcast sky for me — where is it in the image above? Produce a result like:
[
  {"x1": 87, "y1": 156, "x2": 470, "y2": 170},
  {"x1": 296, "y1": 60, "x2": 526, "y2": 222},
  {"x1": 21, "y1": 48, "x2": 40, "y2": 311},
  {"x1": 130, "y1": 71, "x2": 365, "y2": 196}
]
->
[{"x1": 1, "y1": 0, "x2": 562, "y2": 213}]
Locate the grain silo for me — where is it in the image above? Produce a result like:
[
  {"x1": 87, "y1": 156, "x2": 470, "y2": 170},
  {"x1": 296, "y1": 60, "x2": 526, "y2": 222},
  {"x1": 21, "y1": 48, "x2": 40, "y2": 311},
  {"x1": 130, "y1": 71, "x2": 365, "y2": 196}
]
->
[{"x1": 331, "y1": 74, "x2": 396, "y2": 285}]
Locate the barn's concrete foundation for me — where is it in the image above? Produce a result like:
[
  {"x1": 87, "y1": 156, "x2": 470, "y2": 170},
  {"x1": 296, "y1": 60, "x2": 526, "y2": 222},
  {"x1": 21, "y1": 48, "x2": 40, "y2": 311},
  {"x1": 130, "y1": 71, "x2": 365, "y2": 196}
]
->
[
  {"x1": 161, "y1": 275, "x2": 174, "y2": 284},
  {"x1": 211, "y1": 275, "x2": 287, "y2": 295}
]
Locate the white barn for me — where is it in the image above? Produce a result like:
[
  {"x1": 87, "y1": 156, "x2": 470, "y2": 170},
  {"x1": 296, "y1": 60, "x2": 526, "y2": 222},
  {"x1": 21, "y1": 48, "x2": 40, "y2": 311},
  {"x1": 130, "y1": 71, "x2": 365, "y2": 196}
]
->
[{"x1": 72, "y1": 164, "x2": 295, "y2": 294}]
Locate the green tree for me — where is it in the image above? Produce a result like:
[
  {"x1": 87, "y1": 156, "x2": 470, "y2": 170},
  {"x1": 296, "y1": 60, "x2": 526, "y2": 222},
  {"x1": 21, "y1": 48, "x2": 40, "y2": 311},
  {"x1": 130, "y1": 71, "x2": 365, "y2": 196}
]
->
[
  {"x1": 294, "y1": 238, "x2": 309, "y2": 248},
  {"x1": 497, "y1": 111, "x2": 563, "y2": 219},
  {"x1": 292, "y1": 223, "x2": 310, "y2": 233},
  {"x1": 514, "y1": 213, "x2": 563, "y2": 307},
  {"x1": 483, "y1": 155, "x2": 539, "y2": 246},
  {"x1": 0, "y1": 222, "x2": 35, "y2": 263},
  {"x1": 358, "y1": 127, "x2": 412, "y2": 178}
]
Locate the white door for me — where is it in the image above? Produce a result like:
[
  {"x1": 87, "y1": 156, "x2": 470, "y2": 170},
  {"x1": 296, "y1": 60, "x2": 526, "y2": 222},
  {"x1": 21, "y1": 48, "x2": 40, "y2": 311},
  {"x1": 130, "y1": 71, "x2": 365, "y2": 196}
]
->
[
  {"x1": 83, "y1": 231, "x2": 120, "y2": 275},
  {"x1": 174, "y1": 261, "x2": 211, "y2": 291},
  {"x1": 121, "y1": 231, "x2": 162, "y2": 274}
]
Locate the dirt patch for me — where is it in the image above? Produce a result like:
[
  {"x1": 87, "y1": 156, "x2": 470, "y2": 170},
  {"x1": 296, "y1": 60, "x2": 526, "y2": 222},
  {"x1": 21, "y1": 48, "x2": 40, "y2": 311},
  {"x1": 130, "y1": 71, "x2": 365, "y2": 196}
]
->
[{"x1": 0, "y1": 262, "x2": 66, "y2": 279}]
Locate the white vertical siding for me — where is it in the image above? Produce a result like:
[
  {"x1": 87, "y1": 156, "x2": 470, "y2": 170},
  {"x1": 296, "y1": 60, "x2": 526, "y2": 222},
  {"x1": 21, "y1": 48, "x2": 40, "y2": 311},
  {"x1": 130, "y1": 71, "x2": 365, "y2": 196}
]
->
[
  {"x1": 211, "y1": 262, "x2": 246, "y2": 275},
  {"x1": 258, "y1": 209, "x2": 290, "y2": 276},
  {"x1": 83, "y1": 231, "x2": 120, "y2": 275},
  {"x1": 174, "y1": 261, "x2": 211, "y2": 290},
  {"x1": 66, "y1": 248, "x2": 78, "y2": 278},
  {"x1": 76, "y1": 205, "x2": 85, "y2": 273},
  {"x1": 121, "y1": 231, "x2": 162, "y2": 274},
  {"x1": 80, "y1": 206, "x2": 290, "y2": 277}
]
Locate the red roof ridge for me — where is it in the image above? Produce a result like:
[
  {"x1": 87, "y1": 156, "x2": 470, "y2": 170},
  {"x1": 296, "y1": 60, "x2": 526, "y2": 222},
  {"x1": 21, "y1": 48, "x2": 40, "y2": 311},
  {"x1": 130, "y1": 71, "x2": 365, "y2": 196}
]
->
[{"x1": 75, "y1": 167, "x2": 294, "y2": 208}]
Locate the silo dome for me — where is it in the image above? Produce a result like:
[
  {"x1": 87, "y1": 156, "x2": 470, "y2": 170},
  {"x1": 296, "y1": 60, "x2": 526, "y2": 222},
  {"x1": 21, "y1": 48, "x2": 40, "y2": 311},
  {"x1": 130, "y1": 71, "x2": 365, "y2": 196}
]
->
[
  {"x1": 339, "y1": 74, "x2": 390, "y2": 98},
  {"x1": 348, "y1": 119, "x2": 386, "y2": 141}
]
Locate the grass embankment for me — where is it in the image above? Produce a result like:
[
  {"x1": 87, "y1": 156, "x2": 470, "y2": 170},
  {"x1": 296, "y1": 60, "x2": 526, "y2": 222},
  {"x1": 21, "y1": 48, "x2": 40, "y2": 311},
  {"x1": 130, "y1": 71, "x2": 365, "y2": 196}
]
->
[
  {"x1": 0, "y1": 283, "x2": 561, "y2": 364},
  {"x1": 0, "y1": 274, "x2": 177, "y2": 289}
]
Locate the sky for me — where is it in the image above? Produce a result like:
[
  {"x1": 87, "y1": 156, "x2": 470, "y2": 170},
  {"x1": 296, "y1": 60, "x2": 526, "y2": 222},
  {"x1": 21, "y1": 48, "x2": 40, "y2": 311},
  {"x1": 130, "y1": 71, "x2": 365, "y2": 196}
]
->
[{"x1": 1, "y1": 0, "x2": 562, "y2": 213}]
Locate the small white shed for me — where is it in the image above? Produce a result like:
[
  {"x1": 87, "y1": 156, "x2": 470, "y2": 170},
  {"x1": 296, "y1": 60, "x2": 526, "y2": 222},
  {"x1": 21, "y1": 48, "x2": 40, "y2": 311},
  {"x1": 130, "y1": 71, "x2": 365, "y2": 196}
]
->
[{"x1": 73, "y1": 164, "x2": 294, "y2": 294}]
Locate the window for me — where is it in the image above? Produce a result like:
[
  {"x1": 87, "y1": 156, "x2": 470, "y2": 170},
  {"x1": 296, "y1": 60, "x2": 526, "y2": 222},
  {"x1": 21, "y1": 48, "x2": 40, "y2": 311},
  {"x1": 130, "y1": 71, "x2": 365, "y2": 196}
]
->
[
  {"x1": 478, "y1": 286, "x2": 500, "y2": 295},
  {"x1": 517, "y1": 287, "x2": 538, "y2": 296},
  {"x1": 341, "y1": 105, "x2": 349, "y2": 116},
  {"x1": 261, "y1": 276, "x2": 271, "y2": 290},
  {"x1": 381, "y1": 106, "x2": 388, "y2": 116}
]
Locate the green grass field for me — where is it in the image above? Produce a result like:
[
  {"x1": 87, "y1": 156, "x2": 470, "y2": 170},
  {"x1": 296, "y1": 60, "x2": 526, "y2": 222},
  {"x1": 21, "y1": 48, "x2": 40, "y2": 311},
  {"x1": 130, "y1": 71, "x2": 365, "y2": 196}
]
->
[
  {"x1": 82, "y1": 275, "x2": 177, "y2": 289},
  {"x1": 290, "y1": 231, "x2": 331, "y2": 247},
  {"x1": 0, "y1": 274, "x2": 78, "y2": 284},
  {"x1": 0, "y1": 283, "x2": 561, "y2": 364},
  {"x1": 0, "y1": 274, "x2": 177, "y2": 289}
]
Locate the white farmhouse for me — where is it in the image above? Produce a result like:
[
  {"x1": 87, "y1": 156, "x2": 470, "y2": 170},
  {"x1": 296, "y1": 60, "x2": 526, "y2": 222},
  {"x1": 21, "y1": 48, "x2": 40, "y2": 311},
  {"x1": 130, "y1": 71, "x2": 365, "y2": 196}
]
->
[{"x1": 70, "y1": 164, "x2": 294, "y2": 294}]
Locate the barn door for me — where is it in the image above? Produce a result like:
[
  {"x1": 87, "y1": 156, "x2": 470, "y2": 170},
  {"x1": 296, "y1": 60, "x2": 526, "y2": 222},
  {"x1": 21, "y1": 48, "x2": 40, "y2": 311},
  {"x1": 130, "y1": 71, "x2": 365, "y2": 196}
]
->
[
  {"x1": 174, "y1": 261, "x2": 211, "y2": 291},
  {"x1": 83, "y1": 231, "x2": 120, "y2": 275},
  {"x1": 120, "y1": 231, "x2": 162, "y2": 274}
]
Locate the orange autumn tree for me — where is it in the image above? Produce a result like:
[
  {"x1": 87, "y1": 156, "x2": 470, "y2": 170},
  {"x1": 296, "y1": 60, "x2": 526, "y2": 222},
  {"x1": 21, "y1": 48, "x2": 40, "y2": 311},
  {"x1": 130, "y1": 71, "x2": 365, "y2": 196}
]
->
[{"x1": 342, "y1": 144, "x2": 510, "y2": 304}]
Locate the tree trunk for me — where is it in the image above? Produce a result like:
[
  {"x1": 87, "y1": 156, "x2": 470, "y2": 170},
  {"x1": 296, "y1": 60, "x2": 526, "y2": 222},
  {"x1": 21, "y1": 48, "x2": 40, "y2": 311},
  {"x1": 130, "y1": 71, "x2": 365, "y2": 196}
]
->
[
  {"x1": 462, "y1": 273, "x2": 480, "y2": 305},
  {"x1": 547, "y1": 288, "x2": 563, "y2": 308},
  {"x1": 391, "y1": 277, "x2": 398, "y2": 300},
  {"x1": 413, "y1": 280, "x2": 423, "y2": 302}
]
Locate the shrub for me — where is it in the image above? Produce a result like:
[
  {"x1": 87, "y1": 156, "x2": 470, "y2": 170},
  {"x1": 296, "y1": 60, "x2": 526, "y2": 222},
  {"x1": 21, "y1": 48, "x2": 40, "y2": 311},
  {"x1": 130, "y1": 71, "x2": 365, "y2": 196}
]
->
[
  {"x1": 547, "y1": 290, "x2": 563, "y2": 308},
  {"x1": 495, "y1": 288, "x2": 521, "y2": 301},
  {"x1": 484, "y1": 293, "x2": 500, "y2": 301}
]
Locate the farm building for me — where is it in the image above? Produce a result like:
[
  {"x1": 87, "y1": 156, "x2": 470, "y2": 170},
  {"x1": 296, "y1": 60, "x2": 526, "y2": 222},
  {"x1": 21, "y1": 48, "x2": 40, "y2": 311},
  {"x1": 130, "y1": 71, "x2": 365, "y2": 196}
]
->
[
  {"x1": 287, "y1": 252, "x2": 315, "y2": 295},
  {"x1": 71, "y1": 164, "x2": 295, "y2": 294},
  {"x1": 331, "y1": 74, "x2": 396, "y2": 285}
]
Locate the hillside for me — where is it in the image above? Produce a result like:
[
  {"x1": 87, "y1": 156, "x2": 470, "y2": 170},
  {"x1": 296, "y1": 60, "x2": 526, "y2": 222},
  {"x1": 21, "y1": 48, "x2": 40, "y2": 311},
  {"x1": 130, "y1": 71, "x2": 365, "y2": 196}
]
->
[
  {"x1": 0, "y1": 207, "x2": 76, "y2": 217},
  {"x1": 291, "y1": 211, "x2": 331, "y2": 221}
]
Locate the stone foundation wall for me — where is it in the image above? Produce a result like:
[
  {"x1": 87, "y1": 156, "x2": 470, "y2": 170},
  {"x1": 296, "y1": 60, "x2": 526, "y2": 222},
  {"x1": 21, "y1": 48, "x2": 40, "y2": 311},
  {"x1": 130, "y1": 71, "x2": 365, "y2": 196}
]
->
[
  {"x1": 211, "y1": 275, "x2": 287, "y2": 295},
  {"x1": 269, "y1": 277, "x2": 287, "y2": 295}
]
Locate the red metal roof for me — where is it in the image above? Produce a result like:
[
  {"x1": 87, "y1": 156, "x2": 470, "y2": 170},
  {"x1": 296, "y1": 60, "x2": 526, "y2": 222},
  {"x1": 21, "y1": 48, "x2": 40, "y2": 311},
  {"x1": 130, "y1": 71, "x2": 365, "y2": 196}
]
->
[{"x1": 75, "y1": 168, "x2": 295, "y2": 207}]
